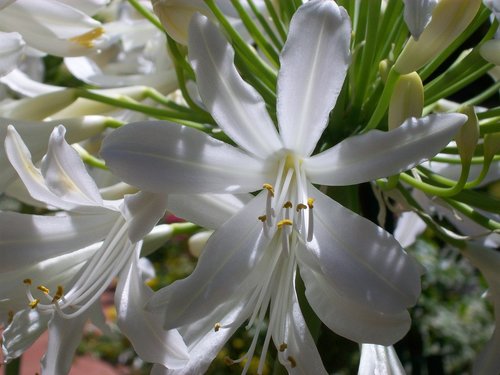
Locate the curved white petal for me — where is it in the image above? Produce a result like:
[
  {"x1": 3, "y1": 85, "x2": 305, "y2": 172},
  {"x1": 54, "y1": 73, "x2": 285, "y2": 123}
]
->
[
  {"x1": 0, "y1": 69, "x2": 63, "y2": 96},
  {"x1": 0, "y1": 32, "x2": 25, "y2": 77},
  {"x1": 277, "y1": 0, "x2": 350, "y2": 156},
  {"x1": 1, "y1": 309, "x2": 50, "y2": 362},
  {"x1": 55, "y1": 0, "x2": 108, "y2": 15},
  {"x1": 101, "y1": 121, "x2": 271, "y2": 194},
  {"x1": 5, "y1": 125, "x2": 106, "y2": 212},
  {"x1": 147, "y1": 192, "x2": 273, "y2": 328},
  {"x1": 299, "y1": 264, "x2": 411, "y2": 346},
  {"x1": 150, "y1": 297, "x2": 252, "y2": 375},
  {"x1": 0, "y1": 211, "x2": 117, "y2": 272},
  {"x1": 0, "y1": 0, "x2": 106, "y2": 57},
  {"x1": 115, "y1": 250, "x2": 190, "y2": 368},
  {"x1": 302, "y1": 185, "x2": 421, "y2": 314},
  {"x1": 41, "y1": 125, "x2": 103, "y2": 206},
  {"x1": 188, "y1": 14, "x2": 282, "y2": 158},
  {"x1": 403, "y1": 0, "x2": 438, "y2": 40},
  {"x1": 358, "y1": 344, "x2": 406, "y2": 375},
  {"x1": 122, "y1": 191, "x2": 168, "y2": 243},
  {"x1": 394, "y1": 211, "x2": 426, "y2": 248},
  {"x1": 304, "y1": 113, "x2": 466, "y2": 186},
  {"x1": 168, "y1": 193, "x2": 251, "y2": 229},
  {"x1": 41, "y1": 305, "x2": 90, "y2": 375}
]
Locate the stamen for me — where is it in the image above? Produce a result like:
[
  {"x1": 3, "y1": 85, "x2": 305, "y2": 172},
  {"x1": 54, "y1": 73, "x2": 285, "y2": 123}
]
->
[
  {"x1": 288, "y1": 355, "x2": 297, "y2": 368},
  {"x1": 277, "y1": 219, "x2": 293, "y2": 229},
  {"x1": 37, "y1": 285, "x2": 50, "y2": 294},
  {"x1": 263, "y1": 183, "x2": 275, "y2": 197},
  {"x1": 307, "y1": 198, "x2": 315, "y2": 242},
  {"x1": 279, "y1": 343, "x2": 288, "y2": 352},
  {"x1": 224, "y1": 356, "x2": 235, "y2": 366},
  {"x1": 296, "y1": 203, "x2": 307, "y2": 212},
  {"x1": 258, "y1": 215, "x2": 267, "y2": 222},
  {"x1": 283, "y1": 201, "x2": 293, "y2": 209},
  {"x1": 52, "y1": 286, "x2": 64, "y2": 303},
  {"x1": 214, "y1": 322, "x2": 222, "y2": 332},
  {"x1": 23, "y1": 279, "x2": 32, "y2": 285},
  {"x1": 29, "y1": 299, "x2": 40, "y2": 309}
]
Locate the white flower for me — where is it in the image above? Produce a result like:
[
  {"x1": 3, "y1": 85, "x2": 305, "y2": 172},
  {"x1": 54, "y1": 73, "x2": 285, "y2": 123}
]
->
[
  {"x1": 101, "y1": 1, "x2": 466, "y2": 372},
  {"x1": 403, "y1": 0, "x2": 438, "y2": 40},
  {"x1": 0, "y1": 125, "x2": 188, "y2": 372}
]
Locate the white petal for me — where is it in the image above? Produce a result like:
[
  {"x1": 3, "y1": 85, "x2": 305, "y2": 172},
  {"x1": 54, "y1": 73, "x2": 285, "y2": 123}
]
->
[
  {"x1": 115, "y1": 250, "x2": 189, "y2": 368},
  {"x1": 101, "y1": 121, "x2": 271, "y2": 194},
  {"x1": 150, "y1": 297, "x2": 252, "y2": 375},
  {"x1": 277, "y1": 0, "x2": 350, "y2": 156},
  {"x1": 0, "y1": 211, "x2": 116, "y2": 272},
  {"x1": 122, "y1": 191, "x2": 168, "y2": 243},
  {"x1": 55, "y1": 0, "x2": 108, "y2": 15},
  {"x1": 188, "y1": 14, "x2": 282, "y2": 157},
  {"x1": 0, "y1": 0, "x2": 15, "y2": 10},
  {"x1": 358, "y1": 344, "x2": 406, "y2": 375},
  {"x1": 5, "y1": 125, "x2": 106, "y2": 212},
  {"x1": 147, "y1": 192, "x2": 273, "y2": 328},
  {"x1": 302, "y1": 185, "x2": 421, "y2": 314},
  {"x1": 41, "y1": 125, "x2": 103, "y2": 206},
  {"x1": 0, "y1": 32, "x2": 25, "y2": 77},
  {"x1": 299, "y1": 264, "x2": 411, "y2": 345},
  {"x1": 403, "y1": 0, "x2": 438, "y2": 40},
  {"x1": 0, "y1": 0, "x2": 106, "y2": 56},
  {"x1": 1, "y1": 309, "x2": 51, "y2": 362},
  {"x1": 304, "y1": 113, "x2": 466, "y2": 186},
  {"x1": 168, "y1": 193, "x2": 251, "y2": 229},
  {"x1": 480, "y1": 39, "x2": 500, "y2": 65},
  {"x1": 0, "y1": 69, "x2": 63, "y2": 96},
  {"x1": 393, "y1": 211, "x2": 427, "y2": 248},
  {"x1": 41, "y1": 305, "x2": 91, "y2": 375}
]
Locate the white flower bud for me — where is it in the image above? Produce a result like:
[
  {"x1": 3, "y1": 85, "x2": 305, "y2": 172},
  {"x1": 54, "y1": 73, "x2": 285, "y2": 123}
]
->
[{"x1": 388, "y1": 72, "x2": 424, "y2": 130}]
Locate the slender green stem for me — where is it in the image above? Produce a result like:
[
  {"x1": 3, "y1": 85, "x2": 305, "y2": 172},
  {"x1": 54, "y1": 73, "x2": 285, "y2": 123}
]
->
[
  {"x1": 264, "y1": 0, "x2": 287, "y2": 41},
  {"x1": 247, "y1": 0, "x2": 283, "y2": 50},
  {"x1": 477, "y1": 107, "x2": 500, "y2": 120},
  {"x1": 442, "y1": 198, "x2": 500, "y2": 231},
  {"x1": 463, "y1": 80, "x2": 500, "y2": 107},
  {"x1": 399, "y1": 161, "x2": 471, "y2": 197},
  {"x1": 363, "y1": 68, "x2": 400, "y2": 131},
  {"x1": 127, "y1": 0, "x2": 164, "y2": 32}
]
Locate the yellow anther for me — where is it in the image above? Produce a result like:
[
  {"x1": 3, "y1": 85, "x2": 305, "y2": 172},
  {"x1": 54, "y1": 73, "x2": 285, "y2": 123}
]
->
[
  {"x1": 258, "y1": 215, "x2": 267, "y2": 222},
  {"x1": 307, "y1": 198, "x2": 315, "y2": 208},
  {"x1": 23, "y1": 279, "x2": 32, "y2": 285},
  {"x1": 279, "y1": 343, "x2": 288, "y2": 352},
  {"x1": 283, "y1": 201, "x2": 293, "y2": 209},
  {"x1": 52, "y1": 286, "x2": 64, "y2": 303},
  {"x1": 263, "y1": 183, "x2": 275, "y2": 197},
  {"x1": 288, "y1": 355, "x2": 297, "y2": 368},
  {"x1": 69, "y1": 27, "x2": 104, "y2": 48},
  {"x1": 277, "y1": 219, "x2": 293, "y2": 228},
  {"x1": 296, "y1": 203, "x2": 307, "y2": 211},
  {"x1": 29, "y1": 299, "x2": 40, "y2": 309},
  {"x1": 214, "y1": 322, "x2": 222, "y2": 332},
  {"x1": 37, "y1": 285, "x2": 50, "y2": 294}
]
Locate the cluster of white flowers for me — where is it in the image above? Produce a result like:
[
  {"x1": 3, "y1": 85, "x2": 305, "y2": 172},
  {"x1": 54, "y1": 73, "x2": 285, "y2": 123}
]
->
[{"x1": 0, "y1": 0, "x2": 499, "y2": 374}]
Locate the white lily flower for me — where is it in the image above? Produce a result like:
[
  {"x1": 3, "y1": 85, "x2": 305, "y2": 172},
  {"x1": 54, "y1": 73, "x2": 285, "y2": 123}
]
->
[
  {"x1": 102, "y1": 1, "x2": 466, "y2": 372},
  {"x1": 358, "y1": 344, "x2": 406, "y2": 375},
  {"x1": 1, "y1": 125, "x2": 189, "y2": 371},
  {"x1": 480, "y1": 0, "x2": 500, "y2": 65},
  {"x1": 461, "y1": 244, "x2": 500, "y2": 375},
  {"x1": 403, "y1": 0, "x2": 438, "y2": 40},
  {"x1": 0, "y1": 0, "x2": 107, "y2": 58}
]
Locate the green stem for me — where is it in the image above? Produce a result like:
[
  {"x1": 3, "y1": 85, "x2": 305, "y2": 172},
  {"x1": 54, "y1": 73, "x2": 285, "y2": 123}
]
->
[
  {"x1": 127, "y1": 0, "x2": 164, "y2": 32},
  {"x1": 363, "y1": 68, "x2": 400, "y2": 131},
  {"x1": 442, "y1": 198, "x2": 500, "y2": 231}
]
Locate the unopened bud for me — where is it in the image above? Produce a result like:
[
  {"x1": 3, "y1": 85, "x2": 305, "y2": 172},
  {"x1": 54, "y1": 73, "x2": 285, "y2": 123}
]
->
[
  {"x1": 455, "y1": 106, "x2": 479, "y2": 162},
  {"x1": 388, "y1": 72, "x2": 424, "y2": 130},
  {"x1": 480, "y1": 39, "x2": 500, "y2": 66},
  {"x1": 379, "y1": 59, "x2": 391, "y2": 83},
  {"x1": 395, "y1": 0, "x2": 482, "y2": 74},
  {"x1": 188, "y1": 230, "x2": 213, "y2": 258},
  {"x1": 484, "y1": 132, "x2": 500, "y2": 163}
]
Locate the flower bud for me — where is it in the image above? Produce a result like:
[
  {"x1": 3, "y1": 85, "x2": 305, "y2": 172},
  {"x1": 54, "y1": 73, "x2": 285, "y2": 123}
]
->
[
  {"x1": 484, "y1": 132, "x2": 500, "y2": 163},
  {"x1": 188, "y1": 230, "x2": 213, "y2": 258},
  {"x1": 395, "y1": 0, "x2": 482, "y2": 74},
  {"x1": 388, "y1": 72, "x2": 424, "y2": 130},
  {"x1": 455, "y1": 106, "x2": 479, "y2": 163},
  {"x1": 480, "y1": 39, "x2": 500, "y2": 65}
]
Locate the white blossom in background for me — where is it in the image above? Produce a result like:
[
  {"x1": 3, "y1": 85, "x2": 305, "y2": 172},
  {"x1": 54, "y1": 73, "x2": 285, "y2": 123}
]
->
[
  {"x1": 358, "y1": 344, "x2": 406, "y2": 375},
  {"x1": 403, "y1": 0, "x2": 438, "y2": 40},
  {"x1": 0, "y1": 125, "x2": 189, "y2": 373},
  {"x1": 101, "y1": 1, "x2": 467, "y2": 373}
]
